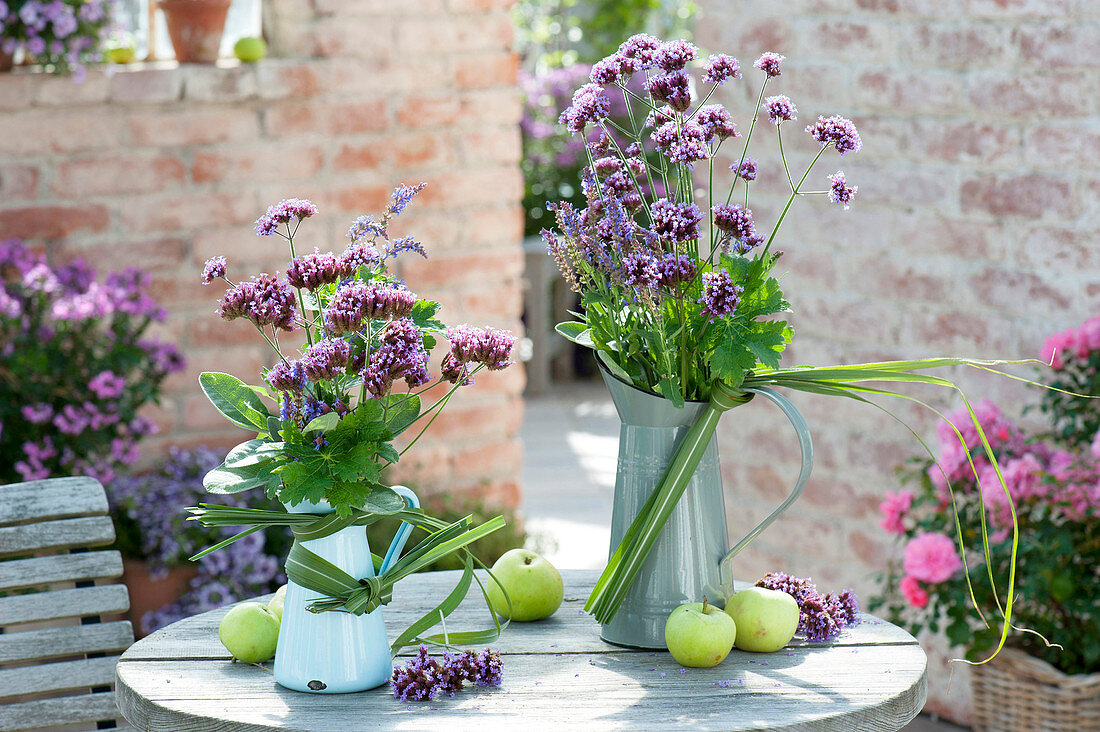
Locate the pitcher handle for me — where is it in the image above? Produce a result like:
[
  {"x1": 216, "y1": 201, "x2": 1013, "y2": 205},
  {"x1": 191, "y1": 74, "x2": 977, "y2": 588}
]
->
[
  {"x1": 379, "y1": 484, "x2": 420, "y2": 574},
  {"x1": 719, "y1": 386, "x2": 813, "y2": 576}
]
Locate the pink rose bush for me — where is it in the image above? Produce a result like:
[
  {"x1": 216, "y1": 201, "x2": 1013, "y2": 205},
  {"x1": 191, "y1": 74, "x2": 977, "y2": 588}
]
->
[{"x1": 871, "y1": 317, "x2": 1100, "y2": 675}]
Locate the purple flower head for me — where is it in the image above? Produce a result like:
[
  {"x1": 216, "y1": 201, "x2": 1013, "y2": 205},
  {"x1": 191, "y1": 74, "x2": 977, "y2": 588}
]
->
[
  {"x1": 651, "y1": 121, "x2": 709, "y2": 167},
  {"x1": 360, "y1": 319, "x2": 431, "y2": 397},
  {"x1": 446, "y1": 325, "x2": 517, "y2": 371},
  {"x1": 286, "y1": 249, "x2": 342, "y2": 290},
  {"x1": 337, "y1": 243, "x2": 380, "y2": 275},
  {"x1": 386, "y1": 236, "x2": 427, "y2": 260},
  {"x1": 299, "y1": 338, "x2": 352, "y2": 381},
  {"x1": 763, "y1": 95, "x2": 797, "y2": 125},
  {"x1": 625, "y1": 142, "x2": 642, "y2": 157},
  {"x1": 657, "y1": 253, "x2": 697, "y2": 288},
  {"x1": 267, "y1": 359, "x2": 306, "y2": 393},
  {"x1": 254, "y1": 199, "x2": 317, "y2": 236},
  {"x1": 23, "y1": 263, "x2": 61, "y2": 294},
  {"x1": 589, "y1": 55, "x2": 624, "y2": 86},
  {"x1": 51, "y1": 7, "x2": 77, "y2": 38},
  {"x1": 89, "y1": 370, "x2": 126, "y2": 400},
  {"x1": 347, "y1": 215, "x2": 386, "y2": 242},
  {"x1": 620, "y1": 252, "x2": 661, "y2": 290},
  {"x1": 827, "y1": 171, "x2": 858, "y2": 210},
  {"x1": 824, "y1": 589, "x2": 861, "y2": 629},
  {"x1": 105, "y1": 268, "x2": 166, "y2": 321},
  {"x1": 734, "y1": 157, "x2": 759, "y2": 181},
  {"x1": 650, "y1": 199, "x2": 703, "y2": 243},
  {"x1": 0, "y1": 289, "x2": 21, "y2": 319},
  {"x1": 390, "y1": 646, "x2": 501, "y2": 702},
  {"x1": 559, "y1": 83, "x2": 611, "y2": 134},
  {"x1": 654, "y1": 40, "x2": 697, "y2": 72},
  {"x1": 800, "y1": 596, "x2": 840, "y2": 642},
  {"x1": 21, "y1": 403, "x2": 53, "y2": 424},
  {"x1": 806, "y1": 115, "x2": 863, "y2": 155},
  {"x1": 201, "y1": 256, "x2": 227, "y2": 285},
  {"x1": 645, "y1": 104, "x2": 676, "y2": 129},
  {"x1": 756, "y1": 571, "x2": 819, "y2": 604},
  {"x1": 713, "y1": 203, "x2": 757, "y2": 240},
  {"x1": 754, "y1": 52, "x2": 785, "y2": 77},
  {"x1": 141, "y1": 340, "x2": 185, "y2": 376},
  {"x1": 696, "y1": 105, "x2": 739, "y2": 142},
  {"x1": 646, "y1": 71, "x2": 692, "y2": 112},
  {"x1": 218, "y1": 273, "x2": 298, "y2": 331},
  {"x1": 389, "y1": 183, "x2": 427, "y2": 217},
  {"x1": 698, "y1": 270, "x2": 743, "y2": 321},
  {"x1": 617, "y1": 33, "x2": 661, "y2": 69},
  {"x1": 703, "y1": 54, "x2": 741, "y2": 85}
]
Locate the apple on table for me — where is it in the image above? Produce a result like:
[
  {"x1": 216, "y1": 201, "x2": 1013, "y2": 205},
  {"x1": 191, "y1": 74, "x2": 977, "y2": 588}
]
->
[
  {"x1": 218, "y1": 602, "x2": 280, "y2": 664},
  {"x1": 486, "y1": 548, "x2": 563, "y2": 621},
  {"x1": 724, "y1": 587, "x2": 800, "y2": 653},
  {"x1": 664, "y1": 598, "x2": 737, "y2": 668}
]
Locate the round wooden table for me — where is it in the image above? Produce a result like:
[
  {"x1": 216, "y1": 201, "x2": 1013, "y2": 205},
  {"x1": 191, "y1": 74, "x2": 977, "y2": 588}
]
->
[{"x1": 116, "y1": 570, "x2": 927, "y2": 731}]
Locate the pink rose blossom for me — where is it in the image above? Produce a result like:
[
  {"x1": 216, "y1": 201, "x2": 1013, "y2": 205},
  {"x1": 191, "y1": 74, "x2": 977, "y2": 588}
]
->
[
  {"x1": 903, "y1": 532, "x2": 962, "y2": 584},
  {"x1": 899, "y1": 576, "x2": 929, "y2": 609},
  {"x1": 878, "y1": 490, "x2": 914, "y2": 534}
]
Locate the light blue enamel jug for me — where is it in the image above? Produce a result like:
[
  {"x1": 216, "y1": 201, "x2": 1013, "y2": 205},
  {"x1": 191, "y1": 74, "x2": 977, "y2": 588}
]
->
[
  {"x1": 599, "y1": 367, "x2": 813, "y2": 649},
  {"x1": 274, "y1": 485, "x2": 419, "y2": 693}
]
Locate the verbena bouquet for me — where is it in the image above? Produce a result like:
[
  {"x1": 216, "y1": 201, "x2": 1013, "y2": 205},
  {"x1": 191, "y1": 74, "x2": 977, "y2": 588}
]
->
[
  {"x1": 187, "y1": 185, "x2": 519, "y2": 652},
  {"x1": 544, "y1": 33, "x2": 1066, "y2": 661},
  {"x1": 0, "y1": 239, "x2": 184, "y2": 486},
  {"x1": 872, "y1": 393, "x2": 1099, "y2": 675},
  {"x1": 0, "y1": 0, "x2": 115, "y2": 78}
]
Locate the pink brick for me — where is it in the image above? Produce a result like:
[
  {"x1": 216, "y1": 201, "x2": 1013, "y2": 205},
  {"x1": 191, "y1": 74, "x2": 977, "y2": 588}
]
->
[
  {"x1": 58, "y1": 236, "x2": 188, "y2": 273},
  {"x1": 854, "y1": 70, "x2": 967, "y2": 114},
  {"x1": 266, "y1": 100, "x2": 388, "y2": 136},
  {"x1": 0, "y1": 204, "x2": 110, "y2": 240},
  {"x1": 33, "y1": 68, "x2": 111, "y2": 105},
  {"x1": 118, "y1": 191, "x2": 257, "y2": 233},
  {"x1": 110, "y1": 67, "x2": 184, "y2": 104},
  {"x1": 0, "y1": 110, "x2": 122, "y2": 156},
  {"x1": 125, "y1": 108, "x2": 261, "y2": 147},
  {"x1": 0, "y1": 72, "x2": 32, "y2": 111},
  {"x1": 960, "y1": 173, "x2": 1076, "y2": 219},
  {"x1": 968, "y1": 267, "x2": 1071, "y2": 314},
  {"x1": 192, "y1": 143, "x2": 325, "y2": 184},
  {"x1": 804, "y1": 20, "x2": 893, "y2": 60},
  {"x1": 902, "y1": 23, "x2": 1015, "y2": 69},
  {"x1": 52, "y1": 154, "x2": 187, "y2": 198},
  {"x1": 969, "y1": 71, "x2": 1096, "y2": 118},
  {"x1": 1024, "y1": 124, "x2": 1100, "y2": 168},
  {"x1": 183, "y1": 64, "x2": 259, "y2": 102},
  {"x1": 255, "y1": 61, "x2": 322, "y2": 100},
  {"x1": 396, "y1": 94, "x2": 461, "y2": 128},
  {"x1": 0, "y1": 164, "x2": 39, "y2": 200},
  {"x1": 454, "y1": 52, "x2": 518, "y2": 90},
  {"x1": 909, "y1": 120, "x2": 1020, "y2": 164}
]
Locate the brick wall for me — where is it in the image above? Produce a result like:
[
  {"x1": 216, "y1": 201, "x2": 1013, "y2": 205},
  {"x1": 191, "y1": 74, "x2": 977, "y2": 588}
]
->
[
  {"x1": 0, "y1": 0, "x2": 525, "y2": 509},
  {"x1": 694, "y1": 0, "x2": 1099, "y2": 723}
]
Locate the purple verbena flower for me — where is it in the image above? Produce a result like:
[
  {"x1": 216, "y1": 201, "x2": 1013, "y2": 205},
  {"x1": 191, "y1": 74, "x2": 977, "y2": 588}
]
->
[
  {"x1": 337, "y1": 243, "x2": 380, "y2": 275},
  {"x1": 756, "y1": 571, "x2": 819, "y2": 604},
  {"x1": 617, "y1": 33, "x2": 661, "y2": 69},
  {"x1": 806, "y1": 115, "x2": 863, "y2": 155},
  {"x1": 254, "y1": 198, "x2": 318, "y2": 236},
  {"x1": 734, "y1": 157, "x2": 758, "y2": 181},
  {"x1": 89, "y1": 370, "x2": 126, "y2": 400},
  {"x1": 286, "y1": 249, "x2": 342, "y2": 290},
  {"x1": 360, "y1": 319, "x2": 431, "y2": 397},
  {"x1": 201, "y1": 256, "x2": 226, "y2": 285},
  {"x1": 646, "y1": 71, "x2": 692, "y2": 112},
  {"x1": 713, "y1": 203, "x2": 756, "y2": 240},
  {"x1": 21, "y1": 403, "x2": 53, "y2": 424},
  {"x1": 763, "y1": 95, "x2": 797, "y2": 125},
  {"x1": 267, "y1": 359, "x2": 306, "y2": 393},
  {"x1": 696, "y1": 105, "x2": 739, "y2": 142},
  {"x1": 559, "y1": 83, "x2": 611, "y2": 134},
  {"x1": 703, "y1": 54, "x2": 741, "y2": 85},
  {"x1": 654, "y1": 40, "x2": 697, "y2": 72},
  {"x1": 754, "y1": 52, "x2": 785, "y2": 77},
  {"x1": 218, "y1": 273, "x2": 298, "y2": 331},
  {"x1": 698, "y1": 270, "x2": 743, "y2": 321},
  {"x1": 827, "y1": 170, "x2": 858, "y2": 209},
  {"x1": 800, "y1": 596, "x2": 840, "y2": 642},
  {"x1": 589, "y1": 55, "x2": 623, "y2": 86},
  {"x1": 299, "y1": 338, "x2": 352, "y2": 381},
  {"x1": 657, "y1": 253, "x2": 697, "y2": 288},
  {"x1": 620, "y1": 252, "x2": 661, "y2": 290},
  {"x1": 651, "y1": 121, "x2": 709, "y2": 166},
  {"x1": 650, "y1": 199, "x2": 703, "y2": 243}
]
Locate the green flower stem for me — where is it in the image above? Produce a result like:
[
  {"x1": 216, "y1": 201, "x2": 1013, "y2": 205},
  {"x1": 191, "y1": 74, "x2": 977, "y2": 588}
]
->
[
  {"x1": 762, "y1": 144, "x2": 828, "y2": 259},
  {"x1": 285, "y1": 225, "x2": 314, "y2": 349},
  {"x1": 726, "y1": 79, "x2": 769, "y2": 206},
  {"x1": 777, "y1": 125, "x2": 795, "y2": 193},
  {"x1": 255, "y1": 325, "x2": 291, "y2": 367},
  {"x1": 398, "y1": 364, "x2": 485, "y2": 457}
]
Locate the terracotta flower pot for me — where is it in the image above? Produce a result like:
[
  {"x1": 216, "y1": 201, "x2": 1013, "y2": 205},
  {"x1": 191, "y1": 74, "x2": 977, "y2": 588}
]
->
[
  {"x1": 121, "y1": 558, "x2": 199, "y2": 637},
  {"x1": 0, "y1": 48, "x2": 14, "y2": 72},
  {"x1": 158, "y1": 0, "x2": 231, "y2": 64}
]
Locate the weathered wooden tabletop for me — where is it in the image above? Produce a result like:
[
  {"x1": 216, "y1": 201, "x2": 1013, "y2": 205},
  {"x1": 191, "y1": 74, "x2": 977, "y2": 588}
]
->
[{"x1": 116, "y1": 569, "x2": 926, "y2": 731}]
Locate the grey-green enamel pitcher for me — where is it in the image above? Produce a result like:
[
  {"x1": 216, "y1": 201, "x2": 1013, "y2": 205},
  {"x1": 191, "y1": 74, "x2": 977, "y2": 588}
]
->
[{"x1": 599, "y1": 366, "x2": 813, "y2": 649}]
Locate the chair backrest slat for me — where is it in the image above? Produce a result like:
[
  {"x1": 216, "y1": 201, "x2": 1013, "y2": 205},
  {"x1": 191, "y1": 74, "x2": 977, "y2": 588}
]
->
[
  {"x1": 0, "y1": 477, "x2": 108, "y2": 526},
  {"x1": 0, "y1": 550, "x2": 122, "y2": 593},
  {"x1": 0, "y1": 515, "x2": 116, "y2": 558},
  {"x1": 0, "y1": 477, "x2": 134, "y2": 731},
  {"x1": 0, "y1": 619, "x2": 133, "y2": 664},
  {"x1": 0, "y1": 656, "x2": 121, "y2": 700},
  {"x1": 0, "y1": 691, "x2": 121, "y2": 732},
  {"x1": 0, "y1": 584, "x2": 130, "y2": 625}
]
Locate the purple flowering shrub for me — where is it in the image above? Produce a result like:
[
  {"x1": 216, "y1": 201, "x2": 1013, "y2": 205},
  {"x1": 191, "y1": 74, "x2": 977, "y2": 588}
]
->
[
  {"x1": 0, "y1": 0, "x2": 115, "y2": 78},
  {"x1": 871, "y1": 392, "x2": 1100, "y2": 675},
  {"x1": 197, "y1": 185, "x2": 518, "y2": 517},
  {"x1": 544, "y1": 36, "x2": 862, "y2": 402},
  {"x1": 108, "y1": 447, "x2": 290, "y2": 634},
  {"x1": 0, "y1": 239, "x2": 184, "y2": 486},
  {"x1": 391, "y1": 645, "x2": 503, "y2": 702}
]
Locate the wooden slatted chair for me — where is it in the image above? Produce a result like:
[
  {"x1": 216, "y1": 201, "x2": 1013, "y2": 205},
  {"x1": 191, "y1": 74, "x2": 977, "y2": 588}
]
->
[{"x1": 0, "y1": 476, "x2": 133, "y2": 731}]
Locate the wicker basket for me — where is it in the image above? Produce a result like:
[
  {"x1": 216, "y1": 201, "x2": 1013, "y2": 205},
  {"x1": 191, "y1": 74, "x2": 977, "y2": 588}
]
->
[{"x1": 971, "y1": 647, "x2": 1100, "y2": 731}]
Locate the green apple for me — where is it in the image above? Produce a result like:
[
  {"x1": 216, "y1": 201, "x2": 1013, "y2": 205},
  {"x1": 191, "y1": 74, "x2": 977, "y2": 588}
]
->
[
  {"x1": 486, "y1": 548, "x2": 563, "y2": 621},
  {"x1": 724, "y1": 587, "x2": 800, "y2": 653},
  {"x1": 218, "y1": 602, "x2": 279, "y2": 663},
  {"x1": 106, "y1": 46, "x2": 135, "y2": 64},
  {"x1": 105, "y1": 31, "x2": 137, "y2": 64},
  {"x1": 267, "y1": 584, "x2": 287, "y2": 622},
  {"x1": 233, "y1": 36, "x2": 268, "y2": 63},
  {"x1": 664, "y1": 599, "x2": 737, "y2": 668}
]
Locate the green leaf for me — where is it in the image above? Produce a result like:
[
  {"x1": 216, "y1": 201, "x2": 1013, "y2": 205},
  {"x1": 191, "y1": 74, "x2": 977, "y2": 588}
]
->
[
  {"x1": 223, "y1": 438, "x2": 282, "y2": 469},
  {"x1": 301, "y1": 292, "x2": 322, "y2": 312},
  {"x1": 597, "y1": 350, "x2": 632, "y2": 383},
  {"x1": 657, "y1": 376, "x2": 684, "y2": 409},
  {"x1": 411, "y1": 300, "x2": 444, "y2": 330},
  {"x1": 556, "y1": 321, "x2": 594, "y2": 347},
  {"x1": 744, "y1": 320, "x2": 792, "y2": 371},
  {"x1": 303, "y1": 411, "x2": 340, "y2": 434},
  {"x1": 199, "y1": 372, "x2": 271, "y2": 432},
  {"x1": 203, "y1": 461, "x2": 276, "y2": 494},
  {"x1": 709, "y1": 339, "x2": 756, "y2": 386},
  {"x1": 382, "y1": 394, "x2": 421, "y2": 436}
]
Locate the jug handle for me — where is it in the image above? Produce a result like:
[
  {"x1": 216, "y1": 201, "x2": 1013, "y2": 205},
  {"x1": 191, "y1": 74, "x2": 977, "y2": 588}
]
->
[
  {"x1": 379, "y1": 485, "x2": 420, "y2": 574},
  {"x1": 718, "y1": 386, "x2": 813, "y2": 579}
]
